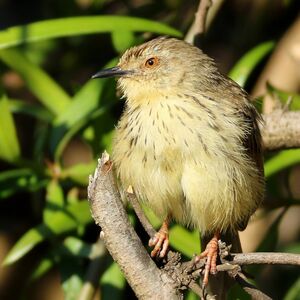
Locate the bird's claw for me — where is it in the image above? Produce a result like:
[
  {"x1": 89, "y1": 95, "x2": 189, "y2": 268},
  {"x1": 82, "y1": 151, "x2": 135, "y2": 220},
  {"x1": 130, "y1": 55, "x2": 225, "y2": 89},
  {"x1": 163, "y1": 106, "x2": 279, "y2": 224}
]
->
[
  {"x1": 195, "y1": 234, "x2": 219, "y2": 286},
  {"x1": 149, "y1": 227, "x2": 169, "y2": 258}
]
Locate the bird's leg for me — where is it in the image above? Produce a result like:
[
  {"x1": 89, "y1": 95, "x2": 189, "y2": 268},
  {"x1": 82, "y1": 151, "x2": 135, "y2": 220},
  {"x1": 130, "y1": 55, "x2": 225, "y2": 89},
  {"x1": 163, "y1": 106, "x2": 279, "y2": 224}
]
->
[
  {"x1": 196, "y1": 231, "x2": 220, "y2": 286},
  {"x1": 148, "y1": 217, "x2": 170, "y2": 258}
]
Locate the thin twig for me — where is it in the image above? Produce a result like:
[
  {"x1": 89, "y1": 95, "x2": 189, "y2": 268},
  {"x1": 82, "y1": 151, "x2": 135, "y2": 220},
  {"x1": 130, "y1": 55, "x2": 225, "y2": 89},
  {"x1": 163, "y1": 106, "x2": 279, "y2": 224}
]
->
[
  {"x1": 188, "y1": 281, "x2": 204, "y2": 298},
  {"x1": 126, "y1": 190, "x2": 157, "y2": 238},
  {"x1": 185, "y1": 0, "x2": 216, "y2": 45},
  {"x1": 235, "y1": 273, "x2": 272, "y2": 300},
  {"x1": 194, "y1": 0, "x2": 212, "y2": 37},
  {"x1": 231, "y1": 252, "x2": 300, "y2": 266}
]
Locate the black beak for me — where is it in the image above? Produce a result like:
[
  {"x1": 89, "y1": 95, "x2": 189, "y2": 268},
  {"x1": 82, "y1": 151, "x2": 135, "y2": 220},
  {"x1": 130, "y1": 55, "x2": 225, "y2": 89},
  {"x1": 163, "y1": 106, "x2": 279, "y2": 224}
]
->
[{"x1": 91, "y1": 66, "x2": 132, "y2": 79}]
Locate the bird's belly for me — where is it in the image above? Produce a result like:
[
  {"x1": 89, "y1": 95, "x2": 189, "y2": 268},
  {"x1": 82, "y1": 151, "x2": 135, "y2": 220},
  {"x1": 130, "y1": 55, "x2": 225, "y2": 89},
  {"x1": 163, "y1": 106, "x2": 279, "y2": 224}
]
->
[
  {"x1": 112, "y1": 102, "x2": 263, "y2": 233},
  {"x1": 114, "y1": 140, "x2": 262, "y2": 234},
  {"x1": 181, "y1": 157, "x2": 262, "y2": 235},
  {"x1": 113, "y1": 142, "x2": 187, "y2": 221}
]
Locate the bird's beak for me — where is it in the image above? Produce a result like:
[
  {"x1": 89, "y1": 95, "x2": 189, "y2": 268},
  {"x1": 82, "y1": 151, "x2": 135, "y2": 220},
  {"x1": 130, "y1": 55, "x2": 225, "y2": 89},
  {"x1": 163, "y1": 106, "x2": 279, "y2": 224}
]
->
[{"x1": 91, "y1": 66, "x2": 132, "y2": 79}]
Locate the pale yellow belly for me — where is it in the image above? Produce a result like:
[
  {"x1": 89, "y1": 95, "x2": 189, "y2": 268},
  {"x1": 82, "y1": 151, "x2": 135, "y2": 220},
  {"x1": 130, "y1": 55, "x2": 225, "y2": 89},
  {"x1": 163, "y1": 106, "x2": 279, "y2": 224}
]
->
[{"x1": 112, "y1": 100, "x2": 263, "y2": 235}]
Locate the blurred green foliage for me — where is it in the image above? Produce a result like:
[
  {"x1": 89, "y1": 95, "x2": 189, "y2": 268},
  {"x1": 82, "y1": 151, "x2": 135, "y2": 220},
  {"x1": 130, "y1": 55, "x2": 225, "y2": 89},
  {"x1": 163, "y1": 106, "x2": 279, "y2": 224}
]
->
[{"x1": 0, "y1": 1, "x2": 299, "y2": 299}]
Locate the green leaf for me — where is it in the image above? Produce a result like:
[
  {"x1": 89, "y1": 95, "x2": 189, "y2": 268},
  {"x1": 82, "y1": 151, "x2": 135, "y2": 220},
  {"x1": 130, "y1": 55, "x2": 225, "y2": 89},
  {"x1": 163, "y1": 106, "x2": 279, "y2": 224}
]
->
[
  {"x1": 43, "y1": 180, "x2": 65, "y2": 224},
  {"x1": 100, "y1": 129, "x2": 115, "y2": 154},
  {"x1": 3, "y1": 201, "x2": 91, "y2": 265},
  {"x1": 60, "y1": 257, "x2": 84, "y2": 300},
  {"x1": 62, "y1": 161, "x2": 96, "y2": 185},
  {"x1": 101, "y1": 262, "x2": 126, "y2": 300},
  {"x1": 48, "y1": 200, "x2": 91, "y2": 232},
  {"x1": 2, "y1": 225, "x2": 49, "y2": 266},
  {"x1": 62, "y1": 237, "x2": 93, "y2": 258},
  {"x1": 229, "y1": 41, "x2": 275, "y2": 87},
  {"x1": 0, "y1": 95, "x2": 21, "y2": 162},
  {"x1": 0, "y1": 16, "x2": 182, "y2": 49},
  {"x1": 281, "y1": 242, "x2": 300, "y2": 254},
  {"x1": 0, "y1": 49, "x2": 71, "y2": 115},
  {"x1": 51, "y1": 58, "x2": 118, "y2": 159},
  {"x1": 169, "y1": 225, "x2": 200, "y2": 258},
  {"x1": 9, "y1": 99, "x2": 54, "y2": 122},
  {"x1": 284, "y1": 278, "x2": 300, "y2": 300},
  {"x1": 265, "y1": 149, "x2": 300, "y2": 178},
  {"x1": 53, "y1": 79, "x2": 105, "y2": 131},
  {"x1": 112, "y1": 30, "x2": 135, "y2": 53},
  {"x1": 51, "y1": 80, "x2": 106, "y2": 158},
  {"x1": 266, "y1": 83, "x2": 300, "y2": 110},
  {"x1": 186, "y1": 291, "x2": 199, "y2": 300},
  {"x1": 0, "y1": 168, "x2": 46, "y2": 199},
  {"x1": 141, "y1": 204, "x2": 162, "y2": 229},
  {"x1": 30, "y1": 256, "x2": 54, "y2": 281}
]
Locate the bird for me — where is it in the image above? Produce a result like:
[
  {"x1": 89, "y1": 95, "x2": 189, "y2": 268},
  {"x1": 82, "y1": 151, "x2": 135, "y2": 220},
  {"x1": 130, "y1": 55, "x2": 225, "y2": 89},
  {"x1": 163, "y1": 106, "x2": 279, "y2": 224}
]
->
[{"x1": 92, "y1": 36, "x2": 265, "y2": 290}]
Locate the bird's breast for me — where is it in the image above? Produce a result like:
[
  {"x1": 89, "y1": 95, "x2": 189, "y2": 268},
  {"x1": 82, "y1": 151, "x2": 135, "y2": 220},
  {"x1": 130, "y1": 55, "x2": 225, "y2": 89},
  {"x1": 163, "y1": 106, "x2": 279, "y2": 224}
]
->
[{"x1": 111, "y1": 96, "x2": 262, "y2": 232}]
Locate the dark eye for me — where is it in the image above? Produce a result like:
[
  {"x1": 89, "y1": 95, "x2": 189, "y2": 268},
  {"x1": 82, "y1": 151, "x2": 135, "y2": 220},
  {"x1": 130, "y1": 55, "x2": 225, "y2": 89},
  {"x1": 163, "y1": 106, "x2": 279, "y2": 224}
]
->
[{"x1": 145, "y1": 57, "x2": 159, "y2": 68}]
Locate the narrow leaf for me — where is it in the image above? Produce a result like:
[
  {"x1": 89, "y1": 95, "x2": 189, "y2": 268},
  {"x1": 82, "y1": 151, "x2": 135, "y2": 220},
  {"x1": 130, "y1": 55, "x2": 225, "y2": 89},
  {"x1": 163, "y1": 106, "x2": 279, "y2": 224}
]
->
[
  {"x1": 60, "y1": 257, "x2": 84, "y2": 300},
  {"x1": 229, "y1": 41, "x2": 275, "y2": 87},
  {"x1": 3, "y1": 201, "x2": 91, "y2": 265},
  {"x1": 51, "y1": 58, "x2": 118, "y2": 159},
  {"x1": 0, "y1": 49, "x2": 71, "y2": 115},
  {"x1": 43, "y1": 180, "x2": 65, "y2": 224},
  {"x1": 0, "y1": 16, "x2": 182, "y2": 49},
  {"x1": 9, "y1": 99, "x2": 54, "y2": 122},
  {"x1": 30, "y1": 256, "x2": 54, "y2": 281},
  {"x1": 2, "y1": 225, "x2": 50, "y2": 266},
  {"x1": 112, "y1": 30, "x2": 135, "y2": 53},
  {"x1": 50, "y1": 79, "x2": 105, "y2": 157},
  {"x1": 0, "y1": 95, "x2": 20, "y2": 162},
  {"x1": 101, "y1": 262, "x2": 126, "y2": 300},
  {"x1": 284, "y1": 278, "x2": 300, "y2": 300},
  {"x1": 266, "y1": 83, "x2": 300, "y2": 111},
  {"x1": 265, "y1": 149, "x2": 300, "y2": 178}
]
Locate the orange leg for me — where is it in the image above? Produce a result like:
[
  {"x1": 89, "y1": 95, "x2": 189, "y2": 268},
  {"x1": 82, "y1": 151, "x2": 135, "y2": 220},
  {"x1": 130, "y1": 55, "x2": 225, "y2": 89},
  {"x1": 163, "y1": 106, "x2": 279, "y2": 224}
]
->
[
  {"x1": 196, "y1": 232, "x2": 220, "y2": 286},
  {"x1": 148, "y1": 218, "x2": 170, "y2": 258}
]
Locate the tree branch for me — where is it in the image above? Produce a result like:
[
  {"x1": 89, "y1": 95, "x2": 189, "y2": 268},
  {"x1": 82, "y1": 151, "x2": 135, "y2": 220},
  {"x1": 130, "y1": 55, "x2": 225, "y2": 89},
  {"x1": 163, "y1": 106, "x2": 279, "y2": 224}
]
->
[
  {"x1": 261, "y1": 110, "x2": 300, "y2": 151},
  {"x1": 185, "y1": 0, "x2": 225, "y2": 45},
  {"x1": 185, "y1": 0, "x2": 212, "y2": 46},
  {"x1": 126, "y1": 189, "x2": 156, "y2": 238},
  {"x1": 87, "y1": 7, "x2": 300, "y2": 300},
  {"x1": 88, "y1": 152, "x2": 181, "y2": 300},
  {"x1": 231, "y1": 252, "x2": 300, "y2": 266},
  {"x1": 89, "y1": 166, "x2": 299, "y2": 299}
]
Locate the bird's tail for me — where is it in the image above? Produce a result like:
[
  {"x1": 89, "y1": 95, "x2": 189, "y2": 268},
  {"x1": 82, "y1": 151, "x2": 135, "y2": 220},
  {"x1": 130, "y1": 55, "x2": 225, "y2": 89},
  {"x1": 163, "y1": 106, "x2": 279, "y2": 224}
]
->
[{"x1": 201, "y1": 231, "x2": 242, "y2": 299}]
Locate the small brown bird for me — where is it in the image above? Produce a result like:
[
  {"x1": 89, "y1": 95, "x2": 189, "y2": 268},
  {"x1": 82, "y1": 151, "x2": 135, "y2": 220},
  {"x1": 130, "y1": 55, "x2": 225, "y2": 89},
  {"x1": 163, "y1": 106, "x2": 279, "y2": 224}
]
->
[{"x1": 92, "y1": 37, "x2": 265, "y2": 287}]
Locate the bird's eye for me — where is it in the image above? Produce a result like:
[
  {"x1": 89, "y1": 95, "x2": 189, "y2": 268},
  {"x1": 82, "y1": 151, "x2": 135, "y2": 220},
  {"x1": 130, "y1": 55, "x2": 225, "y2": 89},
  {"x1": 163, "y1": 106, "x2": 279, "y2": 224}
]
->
[{"x1": 145, "y1": 57, "x2": 159, "y2": 68}]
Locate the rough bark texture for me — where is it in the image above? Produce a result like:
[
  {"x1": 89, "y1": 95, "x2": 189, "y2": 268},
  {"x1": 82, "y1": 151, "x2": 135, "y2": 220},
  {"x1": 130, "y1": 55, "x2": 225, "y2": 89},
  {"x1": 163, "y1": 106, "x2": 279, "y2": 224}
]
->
[
  {"x1": 88, "y1": 152, "x2": 182, "y2": 300},
  {"x1": 262, "y1": 111, "x2": 300, "y2": 151}
]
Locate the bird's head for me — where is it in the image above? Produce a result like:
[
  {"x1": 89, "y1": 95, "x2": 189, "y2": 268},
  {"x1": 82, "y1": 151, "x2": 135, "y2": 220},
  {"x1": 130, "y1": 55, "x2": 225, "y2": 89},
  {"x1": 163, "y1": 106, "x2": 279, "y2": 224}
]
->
[{"x1": 92, "y1": 37, "x2": 216, "y2": 105}]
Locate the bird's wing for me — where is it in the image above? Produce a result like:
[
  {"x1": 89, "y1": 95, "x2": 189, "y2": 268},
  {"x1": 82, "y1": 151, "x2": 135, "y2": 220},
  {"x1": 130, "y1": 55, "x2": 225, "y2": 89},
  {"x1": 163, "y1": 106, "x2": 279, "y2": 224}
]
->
[{"x1": 238, "y1": 102, "x2": 264, "y2": 231}]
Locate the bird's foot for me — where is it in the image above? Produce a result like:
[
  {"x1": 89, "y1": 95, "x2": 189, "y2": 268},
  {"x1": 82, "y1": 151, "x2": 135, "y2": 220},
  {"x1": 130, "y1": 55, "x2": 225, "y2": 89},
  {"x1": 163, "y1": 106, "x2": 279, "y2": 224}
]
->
[
  {"x1": 195, "y1": 233, "x2": 220, "y2": 287},
  {"x1": 149, "y1": 220, "x2": 169, "y2": 258}
]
